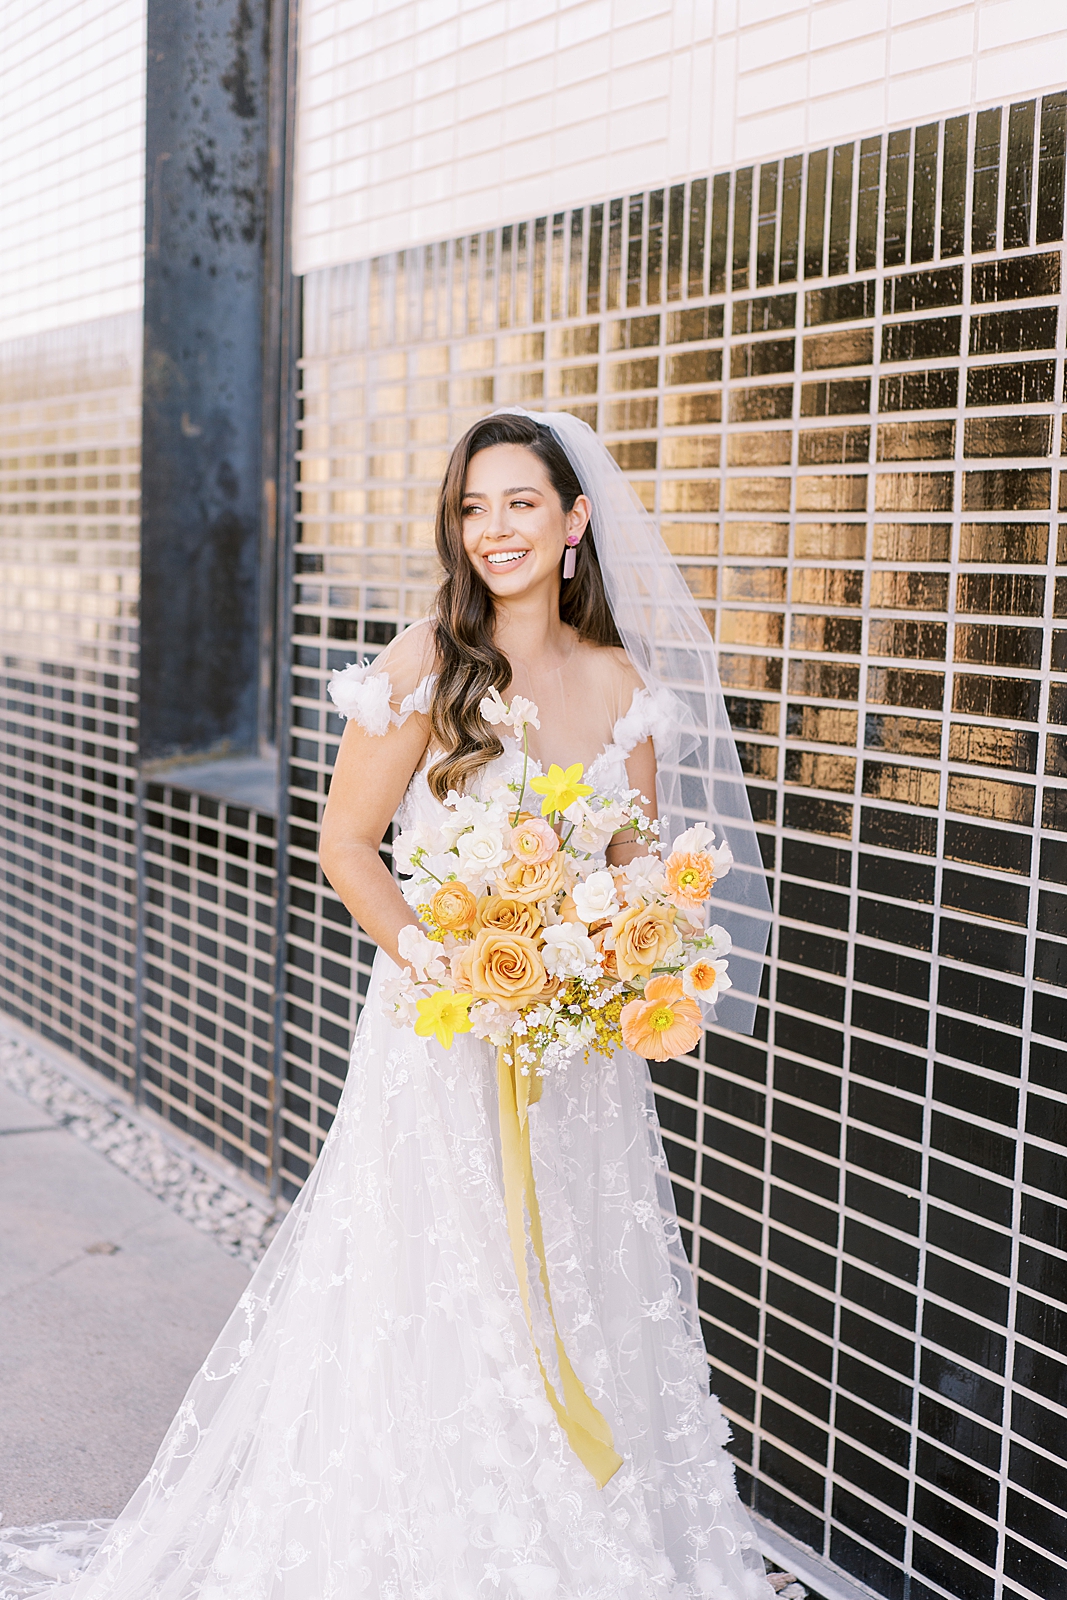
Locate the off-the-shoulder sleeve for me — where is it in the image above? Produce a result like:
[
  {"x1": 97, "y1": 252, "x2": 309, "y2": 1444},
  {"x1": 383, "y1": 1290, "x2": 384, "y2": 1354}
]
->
[
  {"x1": 611, "y1": 685, "x2": 685, "y2": 757},
  {"x1": 328, "y1": 661, "x2": 438, "y2": 736}
]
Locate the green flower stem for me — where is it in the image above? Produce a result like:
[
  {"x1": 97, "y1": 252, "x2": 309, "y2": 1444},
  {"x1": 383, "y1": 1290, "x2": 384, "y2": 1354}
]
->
[{"x1": 513, "y1": 723, "x2": 531, "y2": 825}]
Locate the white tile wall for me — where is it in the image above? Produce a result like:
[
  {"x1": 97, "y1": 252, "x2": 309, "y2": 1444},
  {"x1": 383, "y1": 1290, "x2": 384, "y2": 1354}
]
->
[
  {"x1": 292, "y1": 0, "x2": 1067, "y2": 273},
  {"x1": 0, "y1": 0, "x2": 146, "y2": 343}
]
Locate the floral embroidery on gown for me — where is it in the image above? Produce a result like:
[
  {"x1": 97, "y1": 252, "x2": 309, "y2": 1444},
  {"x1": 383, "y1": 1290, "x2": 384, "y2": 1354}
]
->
[{"x1": 0, "y1": 663, "x2": 773, "y2": 1600}]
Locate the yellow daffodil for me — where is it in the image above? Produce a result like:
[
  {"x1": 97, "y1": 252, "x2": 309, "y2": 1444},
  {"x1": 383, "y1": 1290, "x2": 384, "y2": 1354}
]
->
[
  {"x1": 529, "y1": 762, "x2": 593, "y2": 818},
  {"x1": 414, "y1": 989, "x2": 474, "y2": 1049}
]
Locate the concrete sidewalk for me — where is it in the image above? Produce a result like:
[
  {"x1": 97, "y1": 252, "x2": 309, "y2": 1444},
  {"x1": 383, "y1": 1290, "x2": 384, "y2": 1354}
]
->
[{"x1": 0, "y1": 1077, "x2": 251, "y2": 1526}]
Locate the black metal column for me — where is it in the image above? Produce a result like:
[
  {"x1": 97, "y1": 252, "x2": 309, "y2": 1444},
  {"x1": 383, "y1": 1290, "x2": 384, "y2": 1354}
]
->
[{"x1": 140, "y1": 0, "x2": 273, "y2": 764}]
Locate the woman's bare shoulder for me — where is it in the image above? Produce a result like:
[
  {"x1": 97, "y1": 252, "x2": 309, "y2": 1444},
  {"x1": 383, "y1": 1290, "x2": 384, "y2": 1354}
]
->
[
  {"x1": 577, "y1": 640, "x2": 643, "y2": 696},
  {"x1": 375, "y1": 617, "x2": 439, "y2": 698}
]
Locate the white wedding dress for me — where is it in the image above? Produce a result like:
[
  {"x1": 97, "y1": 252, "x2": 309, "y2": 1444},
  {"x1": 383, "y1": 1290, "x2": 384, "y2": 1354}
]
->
[{"x1": 0, "y1": 674, "x2": 773, "y2": 1600}]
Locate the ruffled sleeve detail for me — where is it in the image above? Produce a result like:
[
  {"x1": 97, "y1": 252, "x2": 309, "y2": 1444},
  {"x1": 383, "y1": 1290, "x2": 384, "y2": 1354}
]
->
[
  {"x1": 610, "y1": 685, "x2": 683, "y2": 758},
  {"x1": 328, "y1": 662, "x2": 436, "y2": 736}
]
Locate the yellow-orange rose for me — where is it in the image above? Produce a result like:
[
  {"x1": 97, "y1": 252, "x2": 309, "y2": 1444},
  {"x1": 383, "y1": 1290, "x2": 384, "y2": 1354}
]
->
[
  {"x1": 476, "y1": 895, "x2": 542, "y2": 938},
  {"x1": 495, "y1": 853, "x2": 566, "y2": 904},
  {"x1": 610, "y1": 900, "x2": 677, "y2": 981},
  {"x1": 430, "y1": 881, "x2": 479, "y2": 933},
  {"x1": 469, "y1": 927, "x2": 547, "y2": 1008}
]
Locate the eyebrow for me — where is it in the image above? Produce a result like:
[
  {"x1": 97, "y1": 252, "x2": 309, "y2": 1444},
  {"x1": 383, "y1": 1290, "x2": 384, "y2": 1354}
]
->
[{"x1": 462, "y1": 486, "x2": 542, "y2": 497}]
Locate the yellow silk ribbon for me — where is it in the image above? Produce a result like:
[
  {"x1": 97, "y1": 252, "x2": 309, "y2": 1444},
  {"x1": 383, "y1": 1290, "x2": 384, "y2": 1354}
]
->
[{"x1": 496, "y1": 1044, "x2": 623, "y2": 1489}]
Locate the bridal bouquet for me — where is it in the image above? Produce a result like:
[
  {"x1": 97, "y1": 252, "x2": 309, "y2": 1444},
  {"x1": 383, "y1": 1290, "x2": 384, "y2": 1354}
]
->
[{"x1": 385, "y1": 690, "x2": 734, "y2": 1073}]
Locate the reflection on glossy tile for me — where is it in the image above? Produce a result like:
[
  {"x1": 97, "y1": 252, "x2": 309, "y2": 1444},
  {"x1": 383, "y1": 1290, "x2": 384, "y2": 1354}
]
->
[
  {"x1": 958, "y1": 522, "x2": 1048, "y2": 563},
  {"x1": 869, "y1": 620, "x2": 947, "y2": 659},
  {"x1": 720, "y1": 610, "x2": 784, "y2": 646},
  {"x1": 865, "y1": 714, "x2": 942, "y2": 756},
  {"x1": 724, "y1": 522, "x2": 789, "y2": 556},
  {"x1": 870, "y1": 572, "x2": 949, "y2": 610},
  {"x1": 792, "y1": 569, "x2": 864, "y2": 606},
  {"x1": 727, "y1": 432, "x2": 792, "y2": 466},
  {"x1": 876, "y1": 524, "x2": 953, "y2": 563},
  {"x1": 946, "y1": 774, "x2": 1035, "y2": 825},
  {"x1": 788, "y1": 706, "x2": 859, "y2": 746},
  {"x1": 862, "y1": 762, "x2": 941, "y2": 807},
  {"x1": 785, "y1": 751, "x2": 857, "y2": 792},
  {"x1": 795, "y1": 523, "x2": 867, "y2": 558},
  {"x1": 948, "y1": 723, "x2": 1038, "y2": 773},
  {"x1": 877, "y1": 420, "x2": 955, "y2": 460}
]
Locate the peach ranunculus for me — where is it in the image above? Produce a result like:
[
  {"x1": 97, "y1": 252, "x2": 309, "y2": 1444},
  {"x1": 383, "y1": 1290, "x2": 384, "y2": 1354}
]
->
[
  {"x1": 476, "y1": 895, "x2": 542, "y2": 938},
  {"x1": 621, "y1": 975, "x2": 702, "y2": 1061},
  {"x1": 469, "y1": 927, "x2": 547, "y2": 1009},
  {"x1": 663, "y1": 850, "x2": 717, "y2": 907},
  {"x1": 495, "y1": 853, "x2": 566, "y2": 904},
  {"x1": 610, "y1": 900, "x2": 677, "y2": 982},
  {"x1": 509, "y1": 815, "x2": 559, "y2": 865},
  {"x1": 430, "y1": 880, "x2": 479, "y2": 934}
]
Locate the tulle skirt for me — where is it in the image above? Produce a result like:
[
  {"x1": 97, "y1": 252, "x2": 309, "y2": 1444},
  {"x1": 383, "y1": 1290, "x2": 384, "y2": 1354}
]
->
[{"x1": 0, "y1": 955, "x2": 771, "y2": 1600}]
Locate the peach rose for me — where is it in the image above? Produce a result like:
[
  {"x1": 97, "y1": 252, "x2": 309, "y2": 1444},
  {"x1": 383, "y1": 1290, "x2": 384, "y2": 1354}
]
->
[
  {"x1": 621, "y1": 975, "x2": 702, "y2": 1061},
  {"x1": 509, "y1": 815, "x2": 559, "y2": 865},
  {"x1": 610, "y1": 900, "x2": 677, "y2": 982},
  {"x1": 430, "y1": 881, "x2": 479, "y2": 934},
  {"x1": 450, "y1": 945, "x2": 474, "y2": 988},
  {"x1": 476, "y1": 895, "x2": 542, "y2": 938},
  {"x1": 469, "y1": 927, "x2": 547, "y2": 1009},
  {"x1": 495, "y1": 853, "x2": 566, "y2": 904},
  {"x1": 590, "y1": 925, "x2": 618, "y2": 978},
  {"x1": 663, "y1": 850, "x2": 716, "y2": 907}
]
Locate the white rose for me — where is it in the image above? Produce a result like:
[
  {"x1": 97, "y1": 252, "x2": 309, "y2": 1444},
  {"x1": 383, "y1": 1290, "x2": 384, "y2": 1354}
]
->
[
  {"x1": 541, "y1": 922, "x2": 597, "y2": 978},
  {"x1": 397, "y1": 924, "x2": 447, "y2": 983},
  {"x1": 571, "y1": 869, "x2": 620, "y2": 924},
  {"x1": 455, "y1": 822, "x2": 509, "y2": 883}
]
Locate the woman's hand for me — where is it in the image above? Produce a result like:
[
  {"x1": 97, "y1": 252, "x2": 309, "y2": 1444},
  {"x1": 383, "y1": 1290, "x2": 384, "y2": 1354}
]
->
[
  {"x1": 605, "y1": 736, "x2": 658, "y2": 866},
  {"x1": 319, "y1": 712, "x2": 430, "y2": 967}
]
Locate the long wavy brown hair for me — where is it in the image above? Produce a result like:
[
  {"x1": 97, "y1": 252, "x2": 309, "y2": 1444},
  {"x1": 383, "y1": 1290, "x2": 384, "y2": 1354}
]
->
[{"x1": 426, "y1": 413, "x2": 621, "y2": 800}]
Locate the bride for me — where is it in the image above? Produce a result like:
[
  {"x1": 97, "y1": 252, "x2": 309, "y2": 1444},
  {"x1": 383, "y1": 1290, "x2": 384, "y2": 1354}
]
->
[{"x1": 1, "y1": 410, "x2": 773, "y2": 1599}]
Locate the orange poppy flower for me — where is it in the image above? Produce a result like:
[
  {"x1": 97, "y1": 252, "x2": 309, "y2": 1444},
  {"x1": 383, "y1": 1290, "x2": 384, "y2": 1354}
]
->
[
  {"x1": 663, "y1": 850, "x2": 716, "y2": 907},
  {"x1": 620, "y1": 975, "x2": 702, "y2": 1061}
]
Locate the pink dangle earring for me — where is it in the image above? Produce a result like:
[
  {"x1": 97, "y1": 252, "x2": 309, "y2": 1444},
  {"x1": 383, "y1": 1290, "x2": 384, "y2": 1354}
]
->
[{"x1": 562, "y1": 536, "x2": 579, "y2": 580}]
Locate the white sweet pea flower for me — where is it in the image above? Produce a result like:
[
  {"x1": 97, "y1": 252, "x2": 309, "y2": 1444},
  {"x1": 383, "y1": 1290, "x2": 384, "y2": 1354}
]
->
[
  {"x1": 469, "y1": 1001, "x2": 514, "y2": 1047},
  {"x1": 571, "y1": 869, "x2": 620, "y2": 924},
  {"x1": 541, "y1": 922, "x2": 597, "y2": 978},
  {"x1": 479, "y1": 687, "x2": 541, "y2": 736},
  {"x1": 392, "y1": 823, "x2": 443, "y2": 876},
  {"x1": 563, "y1": 799, "x2": 621, "y2": 855},
  {"x1": 379, "y1": 970, "x2": 420, "y2": 1026},
  {"x1": 701, "y1": 923, "x2": 733, "y2": 959},
  {"x1": 479, "y1": 686, "x2": 510, "y2": 726},
  {"x1": 397, "y1": 924, "x2": 447, "y2": 983},
  {"x1": 507, "y1": 695, "x2": 540, "y2": 736},
  {"x1": 619, "y1": 854, "x2": 667, "y2": 901}
]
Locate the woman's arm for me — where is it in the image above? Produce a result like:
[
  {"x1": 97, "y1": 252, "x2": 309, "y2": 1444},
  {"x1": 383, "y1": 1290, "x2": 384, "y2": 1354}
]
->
[
  {"x1": 319, "y1": 713, "x2": 430, "y2": 967},
  {"x1": 606, "y1": 736, "x2": 659, "y2": 866}
]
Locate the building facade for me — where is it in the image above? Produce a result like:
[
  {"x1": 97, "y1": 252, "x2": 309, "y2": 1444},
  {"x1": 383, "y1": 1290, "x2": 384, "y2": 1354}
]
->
[{"x1": 2, "y1": 5, "x2": 1067, "y2": 1598}]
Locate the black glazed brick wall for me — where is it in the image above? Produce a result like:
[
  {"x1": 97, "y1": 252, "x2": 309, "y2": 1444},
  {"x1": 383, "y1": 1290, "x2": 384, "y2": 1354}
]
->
[{"x1": 291, "y1": 94, "x2": 1067, "y2": 1600}]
